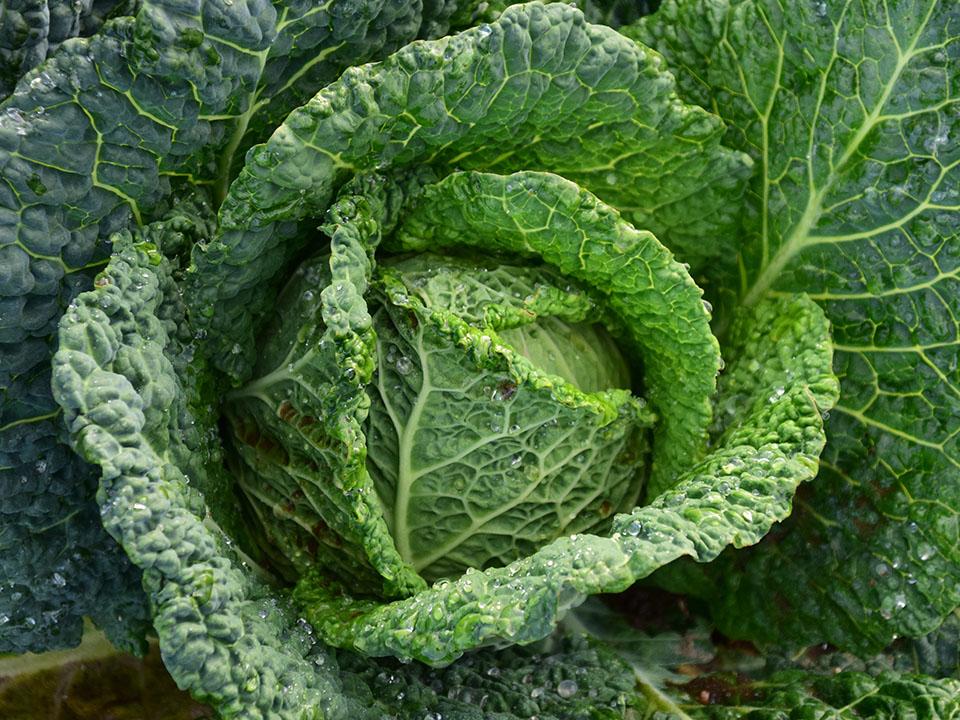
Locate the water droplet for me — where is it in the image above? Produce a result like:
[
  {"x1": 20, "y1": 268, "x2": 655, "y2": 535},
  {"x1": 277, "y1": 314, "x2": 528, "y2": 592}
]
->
[
  {"x1": 918, "y1": 543, "x2": 936, "y2": 561},
  {"x1": 880, "y1": 592, "x2": 907, "y2": 619},
  {"x1": 530, "y1": 687, "x2": 545, "y2": 699},
  {"x1": 721, "y1": 457, "x2": 744, "y2": 474},
  {"x1": 741, "y1": 510, "x2": 754, "y2": 522},
  {"x1": 51, "y1": 573, "x2": 66, "y2": 587},
  {"x1": 605, "y1": 172, "x2": 618, "y2": 185},
  {"x1": 557, "y1": 679, "x2": 578, "y2": 698},
  {"x1": 395, "y1": 357, "x2": 413, "y2": 375},
  {"x1": 924, "y1": 131, "x2": 948, "y2": 154},
  {"x1": 0, "y1": 615, "x2": 8, "y2": 625},
  {"x1": 625, "y1": 520, "x2": 642, "y2": 536}
]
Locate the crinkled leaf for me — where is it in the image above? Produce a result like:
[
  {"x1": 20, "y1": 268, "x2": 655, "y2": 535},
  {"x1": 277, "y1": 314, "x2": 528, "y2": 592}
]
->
[
  {"x1": 188, "y1": 1, "x2": 751, "y2": 383},
  {"x1": 394, "y1": 169, "x2": 719, "y2": 495},
  {"x1": 0, "y1": 0, "x2": 486, "y2": 653},
  {"x1": 366, "y1": 252, "x2": 651, "y2": 581},
  {"x1": 337, "y1": 630, "x2": 648, "y2": 720},
  {"x1": 633, "y1": 0, "x2": 960, "y2": 653},
  {"x1": 294, "y1": 291, "x2": 837, "y2": 665},
  {"x1": 225, "y1": 174, "x2": 429, "y2": 599},
  {"x1": 670, "y1": 670, "x2": 960, "y2": 720},
  {"x1": 50, "y1": 232, "x2": 379, "y2": 719},
  {"x1": 0, "y1": 0, "x2": 134, "y2": 99}
]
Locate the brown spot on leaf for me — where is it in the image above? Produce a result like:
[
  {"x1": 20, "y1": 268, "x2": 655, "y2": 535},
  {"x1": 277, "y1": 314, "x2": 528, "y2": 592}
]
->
[{"x1": 278, "y1": 401, "x2": 297, "y2": 422}]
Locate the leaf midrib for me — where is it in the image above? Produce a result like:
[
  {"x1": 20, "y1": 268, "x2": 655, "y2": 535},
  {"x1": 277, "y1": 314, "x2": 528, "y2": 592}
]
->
[
  {"x1": 742, "y1": 0, "x2": 938, "y2": 307},
  {"x1": 391, "y1": 329, "x2": 429, "y2": 565}
]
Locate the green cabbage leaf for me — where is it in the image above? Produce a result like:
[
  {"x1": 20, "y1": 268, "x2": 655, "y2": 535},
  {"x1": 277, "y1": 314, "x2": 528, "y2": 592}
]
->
[
  {"x1": 47, "y1": 5, "x2": 840, "y2": 712},
  {"x1": 0, "y1": 0, "x2": 490, "y2": 654},
  {"x1": 631, "y1": 0, "x2": 960, "y2": 654},
  {"x1": 3, "y1": 0, "x2": 955, "y2": 717}
]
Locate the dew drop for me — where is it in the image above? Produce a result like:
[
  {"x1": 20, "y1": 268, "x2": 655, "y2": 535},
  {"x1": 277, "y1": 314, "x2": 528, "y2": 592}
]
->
[{"x1": 557, "y1": 679, "x2": 578, "y2": 698}]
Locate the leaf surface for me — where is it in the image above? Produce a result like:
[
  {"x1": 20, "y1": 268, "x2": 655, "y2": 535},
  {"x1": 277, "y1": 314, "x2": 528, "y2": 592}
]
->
[
  {"x1": 0, "y1": 0, "x2": 485, "y2": 653},
  {"x1": 633, "y1": 0, "x2": 960, "y2": 653},
  {"x1": 188, "y1": 1, "x2": 751, "y2": 383},
  {"x1": 295, "y1": 289, "x2": 837, "y2": 665}
]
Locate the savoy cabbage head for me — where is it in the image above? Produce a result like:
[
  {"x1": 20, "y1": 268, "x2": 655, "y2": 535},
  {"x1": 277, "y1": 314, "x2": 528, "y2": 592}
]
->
[{"x1": 1, "y1": 1, "x2": 958, "y2": 718}]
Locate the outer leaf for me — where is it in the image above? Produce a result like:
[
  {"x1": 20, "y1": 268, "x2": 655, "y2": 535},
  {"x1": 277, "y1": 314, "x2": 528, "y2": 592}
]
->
[
  {"x1": 0, "y1": 0, "x2": 135, "y2": 100},
  {"x1": 336, "y1": 631, "x2": 648, "y2": 720},
  {"x1": 571, "y1": 594, "x2": 960, "y2": 720},
  {"x1": 0, "y1": 0, "x2": 484, "y2": 653},
  {"x1": 768, "y1": 608, "x2": 960, "y2": 680},
  {"x1": 294, "y1": 292, "x2": 837, "y2": 665},
  {"x1": 671, "y1": 671, "x2": 960, "y2": 720},
  {"x1": 49, "y1": 233, "x2": 384, "y2": 720},
  {"x1": 46, "y1": 220, "x2": 659, "y2": 720},
  {"x1": 0, "y1": 0, "x2": 49, "y2": 98},
  {"x1": 634, "y1": 0, "x2": 960, "y2": 652},
  {"x1": 188, "y1": 0, "x2": 752, "y2": 383}
]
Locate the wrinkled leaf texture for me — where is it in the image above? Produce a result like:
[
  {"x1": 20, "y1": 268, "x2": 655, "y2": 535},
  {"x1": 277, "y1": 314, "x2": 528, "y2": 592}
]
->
[
  {"x1": 633, "y1": 0, "x2": 960, "y2": 655},
  {"x1": 0, "y1": 0, "x2": 489, "y2": 653}
]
